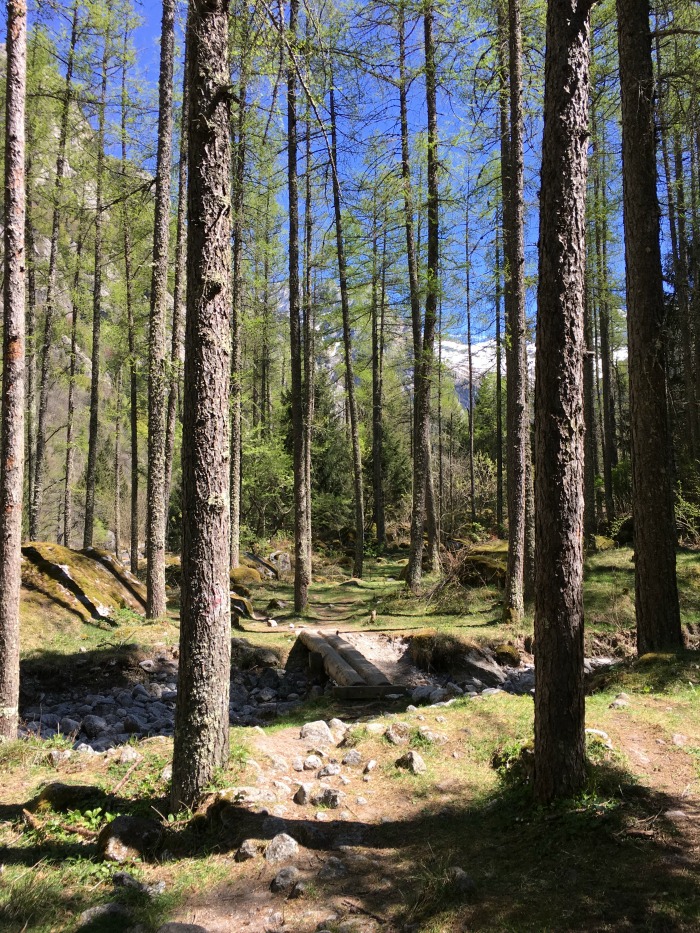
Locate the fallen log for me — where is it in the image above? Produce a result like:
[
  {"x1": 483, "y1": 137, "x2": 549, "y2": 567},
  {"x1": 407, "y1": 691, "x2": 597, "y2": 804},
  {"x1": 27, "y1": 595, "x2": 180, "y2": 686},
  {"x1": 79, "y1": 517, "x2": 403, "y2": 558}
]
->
[
  {"x1": 297, "y1": 630, "x2": 365, "y2": 686},
  {"x1": 325, "y1": 633, "x2": 390, "y2": 686}
]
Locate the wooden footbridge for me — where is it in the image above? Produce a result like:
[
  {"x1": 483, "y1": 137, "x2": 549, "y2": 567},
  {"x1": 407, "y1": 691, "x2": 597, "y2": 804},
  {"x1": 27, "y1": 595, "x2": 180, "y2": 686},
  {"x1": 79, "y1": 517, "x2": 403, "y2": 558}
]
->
[{"x1": 297, "y1": 629, "x2": 407, "y2": 699}]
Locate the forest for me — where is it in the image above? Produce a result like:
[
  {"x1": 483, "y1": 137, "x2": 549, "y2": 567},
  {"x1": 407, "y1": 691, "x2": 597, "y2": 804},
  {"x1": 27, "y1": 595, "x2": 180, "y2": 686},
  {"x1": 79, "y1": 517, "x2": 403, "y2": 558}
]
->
[{"x1": 0, "y1": 0, "x2": 699, "y2": 931}]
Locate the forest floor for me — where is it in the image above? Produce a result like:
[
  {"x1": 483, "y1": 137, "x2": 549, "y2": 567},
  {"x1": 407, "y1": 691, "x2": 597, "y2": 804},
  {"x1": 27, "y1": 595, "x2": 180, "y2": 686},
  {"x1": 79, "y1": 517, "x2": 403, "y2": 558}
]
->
[{"x1": 1, "y1": 545, "x2": 700, "y2": 932}]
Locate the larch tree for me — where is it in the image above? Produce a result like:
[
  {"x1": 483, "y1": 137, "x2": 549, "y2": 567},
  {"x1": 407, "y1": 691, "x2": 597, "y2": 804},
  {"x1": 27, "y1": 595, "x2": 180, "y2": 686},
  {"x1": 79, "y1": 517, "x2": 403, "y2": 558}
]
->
[
  {"x1": 616, "y1": 0, "x2": 682, "y2": 654},
  {"x1": 534, "y1": 0, "x2": 594, "y2": 803},
  {"x1": 146, "y1": 0, "x2": 176, "y2": 619},
  {"x1": 287, "y1": 0, "x2": 311, "y2": 612},
  {"x1": 406, "y1": 0, "x2": 439, "y2": 592},
  {"x1": 84, "y1": 24, "x2": 110, "y2": 548},
  {"x1": 171, "y1": 0, "x2": 233, "y2": 810},
  {"x1": 0, "y1": 0, "x2": 27, "y2": 740}
]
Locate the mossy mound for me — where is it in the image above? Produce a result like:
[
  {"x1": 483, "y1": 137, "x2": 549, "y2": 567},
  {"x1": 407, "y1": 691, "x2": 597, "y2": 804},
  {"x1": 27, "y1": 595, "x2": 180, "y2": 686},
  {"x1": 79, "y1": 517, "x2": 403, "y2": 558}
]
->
[
  {"x1": 495, "y1": 642, "x2": 521, "y2": 666},
  {"x1": 456, "y1": 554, "x2": 506, "y2": 587},
  {"x1": 21, "y1": 543, "x2": 146, "y2": 639},
  {"x1": 408, "y1": 629, "x2": 474, "y2": 672},
  {"x1": 231, "y1": 566, "x2": 262, "y2": 586}
]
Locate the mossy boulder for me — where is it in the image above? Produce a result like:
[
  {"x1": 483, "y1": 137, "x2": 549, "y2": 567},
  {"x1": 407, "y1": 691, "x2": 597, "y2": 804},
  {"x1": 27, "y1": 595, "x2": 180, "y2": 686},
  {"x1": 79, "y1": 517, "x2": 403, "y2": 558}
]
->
[
  {"x1": 495, "y1": 642, "x2": 521, "y2": 667},
  {"x1": 457, "y1": 555, "x2": 506, "y2": 587},
  {"x1": 29, "y1": 782, "x2": 102, "y2": 813},
  {"x1": 231, "y1": 566, "x2": 262, "y2": 586},
  {"x1": 592, "y1": 535, "x2": 615, "y2": 552},
  {"x1": 231, "y1": 582, "x2": 252, "y2": 599}
]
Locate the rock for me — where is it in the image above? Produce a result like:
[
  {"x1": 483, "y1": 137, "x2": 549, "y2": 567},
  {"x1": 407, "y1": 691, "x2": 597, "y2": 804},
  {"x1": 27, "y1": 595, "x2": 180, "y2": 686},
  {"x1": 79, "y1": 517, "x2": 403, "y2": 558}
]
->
[
  {"x1": 289, "y1": 880, "x2": 307, "y2": 899},
  {"x1": 495, "y1": 643, "x2": 521, "y2": 666},
  {"x1": 160, "y1": 764, "x2": 173, "y2": 782},
  {"x1": 316, "y1": 811, "x2": 329, "y2": 821},
  {"x1": 265, "y1": 832, "x2": 299, "y2": 864},
  {"x1": 304, "y1": 754, "x2": 323, "y2": 770},
  {"x1": 363, "y1": 759, "x2": 377, "y2": 774},
  {"x1": 356, "y1": 796, "x2": 368, "y2": 806},
  {"x1": 463, "y1": 650, "x2": 507, "y2": 687},
  {"x1": 300, "y1": 721, "x2": 334, "y2": 745},
  {"x1": 342, "y1": 749, "x2": 362, "y2": 767},
  {"x1": 411, "y1": 685, "x2": 434, "y2": 705},
  {"x1": 119, "y1": 746, "x2": 142, "y2": 764},
  {"x1": 78, "y1": 903, "x2": 131, "y2": 927},
  {"x1": 447, "y1": 866, "x2": 476, "y2": 895},
  {"x1": 384, "y1": 722, "x2": 410, "y2": 745},
  {"x1": 48, "y1": 749, "x2": 73, "y2": 766},
  {"x1": 269, "y1": 754, "x2": 289, "y2": 771},
  {"x1": 97, "y1": 815, "x2": 162, "y2": 863},
  {"x1": 267, "y1": 598, "x2": 287, "y2": 611},
  {"x1": 267, "y1": 619, "x2": 278, "y2": 628},
  {"x1": 396, "y1": 751, "x2": 426, "y2": 774},
  {"x1": 312, "y1": 786, "x2": 345, "y2": 809},
  {"x1": 294, "y1": 783, "x2": 314, "y2": 805},
  {"x1": 318, "y1": 856, "x2": 348, "y2": 880},
  {"x1": 417, "y1": 727, "x2": 447, "y2": 745},
  {"x1": 271, "y1": 865, "x2": 301, "y2": 893},
  {"x1": 30, "y1": 782, "x2": 101, "y2": 812},
  {"x1": 81, "y1": 714, "x2": 108, "y2": 738},
  {"x1": 664, "y1": 809, "x2": 688, "y2": 820},
  {"x1": 481, "y1": 688, "x2": 502, "y2": 697},
  {"x1": 429, "y1": 688, "x2": 451, "y2": 704},
  {"x1": 585, "y1": 728, "x2": 613, "y2": 749},
  {"x1": 609, "y1": 697, "x2": 629, "y2": 709},
  {"x1": 673, "y1": 734, "x2": 688, "y2": 747},
  {"x1": 235, "y1": 839, "x2": 260, "y2": 861},
  {"x1": 292, "y1": 756, "x2": 304, "y2": 772},
  {"x1": 59, "y1": 717, "x2": 81, "y2": 735},
  {"x1": 113, "y1": 871, "x2": 165, "y2": 897},
  {"x1": 365, "y1": 722, "x2": 385, "y2": 735},
  {"x1": 318, "y1": 763, "x2": 341, "y2": 778}
]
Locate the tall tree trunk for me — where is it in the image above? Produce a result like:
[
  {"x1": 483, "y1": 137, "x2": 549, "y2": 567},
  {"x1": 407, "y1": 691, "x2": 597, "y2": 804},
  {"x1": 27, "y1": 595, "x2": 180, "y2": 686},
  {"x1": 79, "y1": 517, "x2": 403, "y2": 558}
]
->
[
  {"x1": 121, "y1": 29, "x2": 139, "y2": 574},
  {"x1": 229, "y1": 24, "x2": 249, "y2": 570},
  {"x1": 495, "y1": 224, "x2": 504, "y2": 534},
  {"x1": 63, "y1": 224, "x2": 85, "y2": 549},
  {"x1": 617, "y1": 0, "x2": 682, "y2": 654},
  {"x1": 303, "y1": 111, "x2": 315, "y2": 572},
  {"x1": 164, "y1": 17, "x2": 191, "y2": 530},
  {"x1": 593, "y1": 109, "x2": 617, "y2": 523},
  {"x1": 0, "y1": 0, "x2": 26, "y2": 740},
  {"x1": 533, "y1": 0, "x2": 593, "y2": 804},
  {"x1": 466, "y1": 205, "x2": 476, "y2": 525},
  {"x1": 171, "y1": 0, "x2": 232, "y2": 811},
  {"x1": 287, "y1": 0, "x2": 311, "y2": 611},
  {"x1": 500, "y1": 0, "x2": 527, "y2": 625},
  {"x1": 406, "y1": 3, "x2": 439, "y2": 591},
  {"x1": 583, "y1": 284, "x2": 598, "y2": 538},
  {"x1": 146, "y1": 0, "x2": 175, "y2": 618},
  {"x1": 84, "y1": 32, "x2": 110, "y2": 548},
  {"x1": 31, "y1": 1, "x2": 78, "y2": 541},
  {"x1": 114, "y1": 367, "x2": 122, "y2": 558},
  {"x1": 371, "y1": 203, "x2": 386, "y2": 547},
  {"x1": 329, "y1": 82, "x2": 364, "y2": 579},
  {"x1": 24, "y1": 118, "x2": 35, "y2": 524}
]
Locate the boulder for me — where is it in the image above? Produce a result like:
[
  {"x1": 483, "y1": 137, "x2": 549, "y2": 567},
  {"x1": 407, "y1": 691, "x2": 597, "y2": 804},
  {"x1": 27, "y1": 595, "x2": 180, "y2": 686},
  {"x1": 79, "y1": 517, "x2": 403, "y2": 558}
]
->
[
  {"x1": 300, "y1": 720, "x2": 334, "y2": 745},
  {"x1": 265, "y1": 832, "x2": 299, "y2": 864},
  {"x1": 271, "y1": 866, "x2": 301, "y2": 893},
  {"x1": 463, "y1": 650, "x2": 507, "y2": 687},
  {"x1": 395, "y1": 751, "x2": 426, "y2": 774},
  {"x1": 97, "y1": 814, "x2": 162, "y2": 863},
  {"x1": 30, "y1": 782, "x2": 102, "y2": 812}
]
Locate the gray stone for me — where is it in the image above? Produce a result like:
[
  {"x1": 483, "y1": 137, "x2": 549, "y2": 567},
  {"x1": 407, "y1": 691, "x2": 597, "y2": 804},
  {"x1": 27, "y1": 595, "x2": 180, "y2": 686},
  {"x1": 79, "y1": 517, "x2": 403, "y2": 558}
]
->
[
  {"x1": 300, "y1": 720, "x2": 334, "y2": 745},
  {"x1": 395, "y1": 751, "x2": 426, "y2": 774},
  {"x1": 265, "y1": 832, "x2": 299, "y2": 863},
  {"x1": 342, "y1": 749, "x2": 362, "y2": 767},
  {"x1": 363, "y1": 759, "x2": 377, "y2": 774},
  {"x1": 292, "y1": 756, "x2": 304, "y2": 772},
  {"x1": 97, "y1": 815, "x2": 162, "y2": 863},
  {"x1": 81, "y1": 715, "x2": 108, "y2": 738},
  {"x1": 289, "y1": 880, "x2": 307, "y2": 899},
  {"x1": 113, "y1": 871, "x2": 165, "y2": 897},
  {"x1": 384, "y1": 722, "x2": 410, "y2": 745},
  {"x1": 318, "y1": 856, "x2": 348, "y2": 881},
  {"x1": 78, "y1": 903, "x2": 131, "y2": 927},
  {"x1": 481, "y1": 688, "x2": 502, "y2": 697},
  {"x1": 411, "y1": 685, "x2": 434, "y2": 704},
  {"x1": 270, "y1": 865, "x2": 300, "y2": 893},
  {"x1": 318, "y1": 762, "x2": 341, "y2": 778},
  {"x1": 429, "y1": 688, "x2": 450, "y2": 704},
  {"x1": 304, "y1": 754, "x2": 323, "y2": 770},
  {"x1": 312, "y1": 787, "x2": 344, "y2": 809},
  {"x1": 235, "y1": 839, "x2": 260, "y2": 861},
  {"x1": 447, "y1": 866, "x2": 476, "y2": 895},
  {"x1": 294, "y1": 783, "x2": 314, "y2": 805},
  {"x1": 463, "y1": 651, "x2": 507, "y2": 687}
]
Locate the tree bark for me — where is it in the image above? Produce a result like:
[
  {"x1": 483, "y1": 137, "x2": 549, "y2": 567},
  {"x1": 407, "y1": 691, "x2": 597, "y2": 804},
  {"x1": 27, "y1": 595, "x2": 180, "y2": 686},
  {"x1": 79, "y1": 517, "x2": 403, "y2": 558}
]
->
[
  {"x1": 329, "y1": 81, "x2": 365, "y2": 579},
  {"x1": 287, "y1": 0, "x2": 311, "y2": 611},
  {"x1": 164, "y1": 16, "x2": 191, "y2": 535},
  {"x1": 495, "y1": 224, "x2": 504, "y2": 535},
  {"x1": 121, "y1": 29, "x2": 139, "y2": 574},
  {"x1": 172, "y1": 0, "x2": 232, "y2": 811},
  {"x1": 146, "y1": 0, "x2": 175, "y2": 618},
  {"x1": 63, "y1": 223, "x2": 85, "y2": 550},
  {"x1": 617, "y1": 0, "x2": 682, "y2": 654},
  {"x1": 406, "y1": 3, "x2": 439, "y2": 591},
  {"x1": 229, "y1": 18, "x2": 249, "y2": 570},
  {"x1": 31, "y1": 0, "x2": 78, "y2": 541},
  {"x1": 466, "y1": 205, "x2": 476, "y2": 525},
  {"x1": 114, "y1": 366, "x2": 122, "y2": 558},
  {"x1": 303, "y1": 110, "x2": 315, "y2": 572},
  {"x1": 500, "y1": 0, "x2": 527, "y2": 625},
  {"x1": 583, "y1": 284, "x2": 598, "y2": 538},
  {"x1": 0, "y1": 0, "x2": 26, "y2": 740},
  {"x1": 84, "y1": 32, "x2": 110, "y2": 548},
  {"x1": 371, "y1": 203, "x2": 386, "y2": 547},
  {"x1": 533, "y1": 0, "x2": 592, "y2": 804}
]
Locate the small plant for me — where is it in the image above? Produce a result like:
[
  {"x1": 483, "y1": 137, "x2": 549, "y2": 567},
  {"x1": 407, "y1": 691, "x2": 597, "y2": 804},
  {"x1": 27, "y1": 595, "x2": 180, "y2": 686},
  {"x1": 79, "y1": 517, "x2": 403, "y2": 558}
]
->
[{"x1": 491, "y1": 738, "x2": 535, "y2": 786}]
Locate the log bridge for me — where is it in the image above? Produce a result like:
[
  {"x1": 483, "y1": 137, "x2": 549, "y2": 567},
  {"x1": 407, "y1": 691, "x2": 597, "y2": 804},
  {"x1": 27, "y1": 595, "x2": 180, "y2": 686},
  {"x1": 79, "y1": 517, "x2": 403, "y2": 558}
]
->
[{"x1": 297, "y1": 630, "x2": 407, "y2": 699}]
